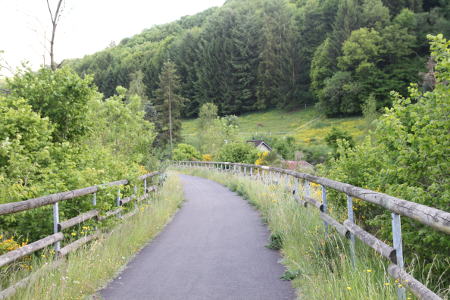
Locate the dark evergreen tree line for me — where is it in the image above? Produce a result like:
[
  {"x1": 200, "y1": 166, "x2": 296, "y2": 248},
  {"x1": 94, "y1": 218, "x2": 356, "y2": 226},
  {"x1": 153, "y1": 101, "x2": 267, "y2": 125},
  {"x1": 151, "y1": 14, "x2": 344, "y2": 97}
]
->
[{"x1": 66, "y1": 0, "x2": 449, "y2": 117}]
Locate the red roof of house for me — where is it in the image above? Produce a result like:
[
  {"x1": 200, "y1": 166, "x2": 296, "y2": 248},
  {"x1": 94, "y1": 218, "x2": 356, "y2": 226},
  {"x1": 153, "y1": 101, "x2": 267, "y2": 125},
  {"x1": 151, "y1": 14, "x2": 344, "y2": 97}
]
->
[{"x1": 283, "y1": 160, "x2": 314, "y2": 170}]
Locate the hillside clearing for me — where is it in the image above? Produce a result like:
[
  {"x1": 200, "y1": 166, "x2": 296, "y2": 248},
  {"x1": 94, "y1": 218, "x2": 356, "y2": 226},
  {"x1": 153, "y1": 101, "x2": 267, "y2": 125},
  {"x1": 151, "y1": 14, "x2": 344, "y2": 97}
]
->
[{"x1": 182, "y1": 108, "x2": 365, "y2": 148}]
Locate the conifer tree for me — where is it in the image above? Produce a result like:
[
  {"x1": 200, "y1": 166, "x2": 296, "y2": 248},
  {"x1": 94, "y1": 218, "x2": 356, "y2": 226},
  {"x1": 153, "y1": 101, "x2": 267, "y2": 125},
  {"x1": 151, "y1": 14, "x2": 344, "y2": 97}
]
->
[{"x1": 153, "y1": 60, "x2": 186, "y2": 151}]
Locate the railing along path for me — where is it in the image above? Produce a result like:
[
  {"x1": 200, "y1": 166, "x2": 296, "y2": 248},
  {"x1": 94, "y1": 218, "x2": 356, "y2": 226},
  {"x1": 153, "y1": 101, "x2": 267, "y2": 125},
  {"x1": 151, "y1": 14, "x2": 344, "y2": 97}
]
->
[
  {"x1": 0, "y1": 171, "x2": 163, "y2": 299},
  {"x1": 176, "y1": 161, "x2": 450, "y2": 300}
]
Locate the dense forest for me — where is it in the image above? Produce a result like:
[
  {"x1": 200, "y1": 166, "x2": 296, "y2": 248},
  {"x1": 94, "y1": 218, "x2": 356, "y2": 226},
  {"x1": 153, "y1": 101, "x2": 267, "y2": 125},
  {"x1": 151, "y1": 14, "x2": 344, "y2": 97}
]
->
[{"x1": 67, "y1": 0, "x2": 449, "y2": 117}]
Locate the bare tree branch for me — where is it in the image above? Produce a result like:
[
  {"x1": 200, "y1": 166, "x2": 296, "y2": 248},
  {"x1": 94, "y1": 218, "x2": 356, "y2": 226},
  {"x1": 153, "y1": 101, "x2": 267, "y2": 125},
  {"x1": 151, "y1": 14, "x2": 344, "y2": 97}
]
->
[
  {"x1": 46, "y1": 0, "x2": 54, "y2": 22},
  {"x1": 46, "y1": 0, "x2": 65, "y2": 70}
]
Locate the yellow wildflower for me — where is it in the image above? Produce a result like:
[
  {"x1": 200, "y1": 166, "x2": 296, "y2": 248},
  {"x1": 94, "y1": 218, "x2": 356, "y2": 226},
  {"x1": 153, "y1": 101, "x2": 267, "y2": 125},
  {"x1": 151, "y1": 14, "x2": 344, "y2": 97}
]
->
[
  {"x1": 346, "y1": 286, "x2": 352, "y2": 290},
  {"x1": 366, "y1": 269, "x2": 372, "y2": 273},
  {"x1": 71, "y1": 232, "x2": 77, "y2": 236}
]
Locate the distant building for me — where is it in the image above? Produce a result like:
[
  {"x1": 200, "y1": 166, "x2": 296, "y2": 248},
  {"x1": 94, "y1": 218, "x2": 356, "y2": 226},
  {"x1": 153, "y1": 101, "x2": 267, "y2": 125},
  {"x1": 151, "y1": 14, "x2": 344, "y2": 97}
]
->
[{"x1": 246, "y1": 140, "x2": 272, "y2": 152}]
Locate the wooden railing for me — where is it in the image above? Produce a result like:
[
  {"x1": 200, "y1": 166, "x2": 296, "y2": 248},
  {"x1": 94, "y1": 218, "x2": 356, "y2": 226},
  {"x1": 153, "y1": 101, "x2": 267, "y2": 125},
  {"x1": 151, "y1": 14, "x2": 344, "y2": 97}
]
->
[
  {"x1": 0, "y1": 171, "x2": 163, "y2": 299},
  {"x1": 175, "y1": 161, "x2": 450, "y2": 300}
]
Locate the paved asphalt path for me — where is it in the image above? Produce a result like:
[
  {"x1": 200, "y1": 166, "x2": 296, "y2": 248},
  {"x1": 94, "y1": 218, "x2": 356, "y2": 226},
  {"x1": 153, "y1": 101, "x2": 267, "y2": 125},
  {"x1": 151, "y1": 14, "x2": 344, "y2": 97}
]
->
[{"x1": 101, "y1": 174, "x2": 296, "y2": 300}]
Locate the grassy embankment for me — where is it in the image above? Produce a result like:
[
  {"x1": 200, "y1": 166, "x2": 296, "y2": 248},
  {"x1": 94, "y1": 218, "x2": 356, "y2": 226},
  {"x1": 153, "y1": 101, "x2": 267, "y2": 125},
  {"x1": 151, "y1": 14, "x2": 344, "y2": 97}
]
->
[
  {"x1": 5, "y1": 173, "x2": 184, "y2": 300},
  {"x1": 177, "y1": 168, "x2": 420, "y2": 300},
  {"x1": 181, "y1": 108, "x2": 365, "y2": 148}
]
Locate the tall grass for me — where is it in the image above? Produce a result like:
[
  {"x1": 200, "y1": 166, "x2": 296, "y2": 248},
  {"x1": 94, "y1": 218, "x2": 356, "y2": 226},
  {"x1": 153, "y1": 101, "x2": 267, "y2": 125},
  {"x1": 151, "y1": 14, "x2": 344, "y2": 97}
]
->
[
  {"x1": 4, "y1": 173, "x2": 184, "y2": 300},
  {"x1": 178, "y1": 168, "x2": 423, "y2": 300}
]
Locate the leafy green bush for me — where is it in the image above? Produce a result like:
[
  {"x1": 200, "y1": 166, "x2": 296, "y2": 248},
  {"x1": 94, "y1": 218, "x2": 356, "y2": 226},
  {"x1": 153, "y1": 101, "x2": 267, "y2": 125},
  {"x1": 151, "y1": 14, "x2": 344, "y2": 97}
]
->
[
  {"x1": 299, "y1": 144, "x2": 331, "y2": 165},
  {"x1": 324, "y1": 127, "x2": 354, "y2": 152},
  {"x1": 217, "y1": 142, "x2": 258, "y2": 164},
  {"x1": 8, "y1": 67, "x2": 95, "y2": 142},
  {"x1": 172, "y1": 143, "x2": 201, "y2": 161},
  {"x1": 1, "y1": 68, "x2": 155, "y2": 242},
  {"x1": 321, "y1": 35, "x2": 450, "y2": 288}
]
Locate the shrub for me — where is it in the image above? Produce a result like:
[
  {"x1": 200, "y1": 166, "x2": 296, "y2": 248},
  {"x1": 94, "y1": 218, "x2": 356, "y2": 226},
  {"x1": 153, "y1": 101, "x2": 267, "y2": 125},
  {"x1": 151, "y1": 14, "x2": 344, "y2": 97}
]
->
[
  {"x1": 324, "y1": 127, "x2": 354, "y2": 152},
  {"x1": 1, "y1": 68, "x2": 155, "y2": 242},
  {"x1": 172, "y1": 143, "x2": 201, "y2": 161},
  {"x1": 217, "y1": 142, "x2": 258, "y2": 164},
  {"x1": 7, "y1": 67, "x2": 95, "y2": 142},
  {"x1": 202, "y1": 154, "x2": 213, "y2": 161}
]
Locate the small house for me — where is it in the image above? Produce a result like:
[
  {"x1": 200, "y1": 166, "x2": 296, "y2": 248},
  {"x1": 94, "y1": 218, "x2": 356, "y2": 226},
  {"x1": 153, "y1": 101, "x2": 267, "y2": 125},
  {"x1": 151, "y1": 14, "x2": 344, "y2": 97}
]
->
[{"x1": 246, "y1": 140, "x2": 272, "y2": 152}]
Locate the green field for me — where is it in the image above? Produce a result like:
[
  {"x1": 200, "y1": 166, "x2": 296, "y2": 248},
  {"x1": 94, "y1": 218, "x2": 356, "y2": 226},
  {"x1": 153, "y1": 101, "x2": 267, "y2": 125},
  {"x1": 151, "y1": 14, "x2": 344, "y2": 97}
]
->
[{"x1": 181, "y1": 108, "x2": 366, "y2": 148}]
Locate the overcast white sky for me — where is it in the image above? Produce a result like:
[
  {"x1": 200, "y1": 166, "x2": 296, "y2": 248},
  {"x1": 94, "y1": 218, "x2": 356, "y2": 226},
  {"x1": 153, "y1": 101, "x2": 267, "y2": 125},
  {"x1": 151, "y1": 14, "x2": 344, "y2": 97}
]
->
[{"x1": 0, "y1": 0, "x2": 226, "y2": 76}]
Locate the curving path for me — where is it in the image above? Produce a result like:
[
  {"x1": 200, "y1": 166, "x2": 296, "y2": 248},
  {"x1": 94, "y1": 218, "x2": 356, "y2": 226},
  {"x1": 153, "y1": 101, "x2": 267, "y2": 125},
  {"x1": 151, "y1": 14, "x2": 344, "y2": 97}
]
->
[{"x1": 101, "y1": 174, "x2": 295, "y2": 300}]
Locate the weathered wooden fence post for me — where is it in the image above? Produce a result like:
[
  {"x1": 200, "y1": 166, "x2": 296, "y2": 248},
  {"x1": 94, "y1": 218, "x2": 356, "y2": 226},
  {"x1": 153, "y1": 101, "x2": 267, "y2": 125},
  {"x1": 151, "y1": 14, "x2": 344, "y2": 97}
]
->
[
  {"x1": 392, "y1": 213, "x2": 406, "y2": 300},
  {"x1": 347, "y1": 195, "x2": 356, "y2": 266}
]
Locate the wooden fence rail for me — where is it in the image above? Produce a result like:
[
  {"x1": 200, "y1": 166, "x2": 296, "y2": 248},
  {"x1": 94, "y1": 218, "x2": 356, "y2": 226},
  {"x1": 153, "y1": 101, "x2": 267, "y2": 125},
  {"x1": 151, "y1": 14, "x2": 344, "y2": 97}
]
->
[
  {"x1": 0, "y1": 171, "x2": 163, "y2": 299},
  {"x1": 0, "y1": 179, "x2": 128, "y2": 216},
  {"x1": 175, "y1": 161, "x2": 449, "y2": 300}
]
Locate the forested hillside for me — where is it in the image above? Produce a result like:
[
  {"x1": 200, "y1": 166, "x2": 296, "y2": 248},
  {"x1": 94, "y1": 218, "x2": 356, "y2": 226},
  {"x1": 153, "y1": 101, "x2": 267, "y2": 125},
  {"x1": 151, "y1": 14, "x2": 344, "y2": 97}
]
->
[{"x1": 67, "y1": 0, "x2": 449, "y2": 117}]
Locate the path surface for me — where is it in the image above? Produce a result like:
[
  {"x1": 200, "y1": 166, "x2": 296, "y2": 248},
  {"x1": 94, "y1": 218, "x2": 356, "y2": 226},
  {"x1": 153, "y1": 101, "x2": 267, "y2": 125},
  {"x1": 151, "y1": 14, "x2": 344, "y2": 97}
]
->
[{"x1": 101, "y1": 175, "x2": 295, "y2": 300}]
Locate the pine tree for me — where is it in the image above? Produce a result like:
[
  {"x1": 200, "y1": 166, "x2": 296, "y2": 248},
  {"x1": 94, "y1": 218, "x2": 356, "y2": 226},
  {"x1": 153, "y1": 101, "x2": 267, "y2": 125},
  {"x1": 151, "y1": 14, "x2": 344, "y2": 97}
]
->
[
  {"x1": 256, "y1": 0, "x2": 298, "y2": 109},
  {"x1": 153, "y1": 60, "x2": 186, "y2": 151}
]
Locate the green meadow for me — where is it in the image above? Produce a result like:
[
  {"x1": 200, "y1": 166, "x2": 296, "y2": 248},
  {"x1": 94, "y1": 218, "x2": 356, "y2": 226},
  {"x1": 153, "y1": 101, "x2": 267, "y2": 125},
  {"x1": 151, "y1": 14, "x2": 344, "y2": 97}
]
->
[{"x1": 181, "y1": 108, "x2": 365, "y2": 148}]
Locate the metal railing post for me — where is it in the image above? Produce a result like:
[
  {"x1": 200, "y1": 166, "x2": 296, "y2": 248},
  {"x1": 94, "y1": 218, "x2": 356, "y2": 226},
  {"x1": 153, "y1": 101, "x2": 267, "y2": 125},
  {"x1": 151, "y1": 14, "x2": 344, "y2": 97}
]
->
[
  {"x1": 321, "y1": 185, "x2": 328, "y2": 234},
  {"x1": 304, "y1": 180, "x2": 310, "y2": 198},
  {"x1": 92, "y1": 192, "x2": 98, "y2": 231},
  {"x1": 144, "y1": 178, "x2": 147, "y2": 195},
  {"x1": 134, "y1": 185, "x2": 138, "y2": 209},
  {"x1": 52, "y1": 203, "x2": 60, "y2": 253},
  {"x1": 116, "y1": 188, "x2": 121, "y2": 207},
  {"x1": 347, "y1": 195, "x2": 356, "y2": 266},
  {"x1": 293, "y1": 177, "x2": 299, "y2": 202},
  {"x1": 392, "y1": 213, "x2": 406, "y2": 300},
  {"x1": 285, "y1": 174, "x2": 289, "y2": 191}
]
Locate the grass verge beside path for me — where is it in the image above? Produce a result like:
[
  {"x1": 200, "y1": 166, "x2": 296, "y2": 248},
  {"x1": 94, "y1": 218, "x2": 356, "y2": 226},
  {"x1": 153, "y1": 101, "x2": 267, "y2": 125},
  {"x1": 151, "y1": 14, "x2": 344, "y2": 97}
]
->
[
  {"x1": 7, "y1": 173, "x2": 184, "y2": 300},
  {"x1": 177, "y1": 168, "x2": 413, "y2": 300}
]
